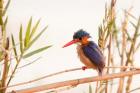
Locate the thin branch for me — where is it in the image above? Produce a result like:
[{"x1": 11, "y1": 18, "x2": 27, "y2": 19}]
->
[
  {"x1": 124, "y1": 9, "x2": 137, "y2": 20},
  {"x1": 45, "y1": 86, "x2": 74, "y2": 93},
  {"x1": 1, "y1": 38, "x2": 9, "y2": 93},
  {"x1": 0, "y1": 67, "x2": 82, "y2": 90},
  {"x1": 12, "y1": 70, "x2": 140, "y2": 93},
  {"x1": 7, "y1": 56, "x2": 22, "y2": 86},
  {"x1": 17, "y1": 56, "x2": 42, "y2": 69},
  {"x1": 0, "y1": 66, "x2": 139, "y2": 91},
  {"x1": 128, "y1": 87, "x2": 140, "y2": 93}
]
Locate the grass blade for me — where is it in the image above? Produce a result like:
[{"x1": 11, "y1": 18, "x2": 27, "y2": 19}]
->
[
  {"x1": 2, "y1": 0, "x2": 11, "y2": 16},
  {"x1": 0, "y1": 17, "x2": 3, "y2": 25},
  {"x1": 30, "y1": 19, "x2": 41, "y2": 40},
  {"x1": 130, "y1": 21, "x2": 136, "y2": 28},
  {"x1": 135, "y1": 42, "x2": 140, "y2": 52},
  {"x1": 24, "y1": 17, "x2": 32, "y2": 47},
  {"x1": 19, "y1": 24, "x2": 23, "y2": 54},
  {"x1": 18, "y1": 56, "x2": 41, "y2": 69},
  {"x1": 11, "y1": 34, "x2": 18, "y2": 61},
  {"x1": 0, "y1": 51, "x2": 3, "y2": 62},
  {"x1": 89, "y1": 84, "x2": 92, "y2": 93},
  {"x1": 24, "y1": 25, "x2": 48, "y2": 51},
  {"x1": 4, "y1": 16, "x2": 8, "y2": 29},
  {"x1": 135, "y1": 17, "x2": 140, "y2": 33},
  {"x1": 23, "y1": 45, "x2": 52, "y2": 58}
]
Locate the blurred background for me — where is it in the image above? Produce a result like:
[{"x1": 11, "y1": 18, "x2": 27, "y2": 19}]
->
[{"x1": 5, "y1": 0, "x2": 140, "y2": 92}]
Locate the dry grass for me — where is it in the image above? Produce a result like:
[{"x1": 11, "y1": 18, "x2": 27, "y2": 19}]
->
[{"x1": 97, "y1": 0, "x2": 140, "y2": 93}]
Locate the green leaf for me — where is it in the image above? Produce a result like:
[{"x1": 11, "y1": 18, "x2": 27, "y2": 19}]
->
[
  {"x1": 18, "y1": 56, "x2": 41, "y2": 69},
  {"x1": 130, "y1": 21, "x2": 136, "y2": 28},
  {"x1": 23, "y1": 45, "x2": 52, "y2": 58},
  {"x1": 126, "y1": 31, "x2": 132, "y2": 41},
  {"x1": 135, "y1": 42, "x2": 140, "y2": 52},
  {"x1": 89, "y1": 84, "x2": 92, "y2": 93},
  {"x1": 24, "y1": 25, "x2": 48, "y2": 51},
  {"x1": 6, "y1": 62, "x2": 11, "y2": 74},
  {"x1": 3, "y1": 0, "x2": 11, "y2": 16},
  {"x1": 11, "y1": 34, "x2": 18, "y2": 61},
  {"x1": 0, "y1": 17, "x2": 3, "y2": 25},
  {"x1": 107, "y1": 18, "x2": 116, "y2": 34},
  {"x1": 30, "y1": 19, "x2": 41, "y2": 40},
  {"x1": 19, "y1": 24, "x2": 23, "y2": 54},
  {"x1": 137, "y1": 33, "x2": 140, "y2": 37},
  {"x1": 0, "y1": 51, "x2": 3, "y2": 62},
  {"x1": 4, "y1": 16, "x2": 8, "y2": 30},
  {"x1": 24, "y1": 17, "x2": 32, "y2": 47},
  {"x1": 132, "y1": 17, "x2": 140, "y2": 40},
  {"x1": 5, "y1": 37, "x2": 9, "y2": 50},
  {"x1": 135, "y1": 17, "x2": 140, "y2": 33},
  {"x1": 124, "y1": 9, "x2": 137, "y2": 20}
]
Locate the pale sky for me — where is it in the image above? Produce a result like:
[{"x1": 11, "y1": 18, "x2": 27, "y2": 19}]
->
[{"x1": 5, "y1": 0, "x2": 140, "y2": 92}]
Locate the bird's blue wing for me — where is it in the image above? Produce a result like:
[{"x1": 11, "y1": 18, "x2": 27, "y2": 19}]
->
[{"x1": 82, "y1": 41, "x2": 105, "y2": 69}]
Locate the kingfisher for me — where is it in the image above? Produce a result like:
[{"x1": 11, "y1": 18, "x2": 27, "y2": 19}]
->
[{"x1": 63, "y1": 29, "x2": 105, "y2": 76}]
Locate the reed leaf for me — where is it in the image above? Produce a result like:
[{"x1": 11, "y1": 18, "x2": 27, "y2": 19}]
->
[
  {"x1": 23, "y1": 45, "x2": 52, "y2": 59},
  {"x1": 135, "y1": 17, "x2": 140, "y2": 33},
  {"x1": 3, "y1": 16, "x2": 8, "y2": 29},
  {"x1": 88, "y1": 84, "x2": 92, "y2": 93},
  {"x1": 0, "y1": 51, "x2": 3, "y2": 62},
  {"x1": 135, "y1": 42, "x2": 140, "y2": 52},
  {"x1": 19, "y1": 24, "x2": 23, "y2": 54},
  {"x1": 6, "y1": 62, "x2": 10, "y2": 74},
  {"x1": 0, "y1": 17, "x2": 3, "y2": 25},
  {"x1": 124, "y1": 10, "x2": 137, "y2": 20},
  {"x1": 107, "y1": 18, "x2": 115, "y2": 29},
  {"x1": 98, "y1": 26, "x2": 104, "y2": 49},
  {"x1": 130, "y1": 21, "x2": 136, "y2": 29},
  {"x1": 137, "y1": 33, "x2": 140, "y2": 37},
  {"x1": 30, "y1": 19, "x2": 41, "y2": 40},
  {"x1": 2, "y1": 0, "x2": 11, "y2": 16},
  {"x1": 24, "y1": 17, "x2": 32, "y2": 47},
  {"x1": 24, "y1": 25, "x2": 48, "y2": 51},
  {"x1": 125, "y1": 31, "x2": 132, "y2": 41},
  {"x1": 11, "y1": 34, "x2": 18, "y2": 61}
]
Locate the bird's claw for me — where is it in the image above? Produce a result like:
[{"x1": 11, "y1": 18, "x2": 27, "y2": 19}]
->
[{"x1": 82, "y1": 66, "x2": 87, "y2": 70}]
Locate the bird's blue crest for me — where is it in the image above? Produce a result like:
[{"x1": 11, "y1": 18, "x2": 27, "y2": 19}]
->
[{"x1": 73, "y1": 29, "x2": 91, "y2": 39}]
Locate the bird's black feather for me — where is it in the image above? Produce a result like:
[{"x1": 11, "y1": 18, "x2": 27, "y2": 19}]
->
[{"x1": 73, "y1": 29, "x2": 90, "y2": 39}]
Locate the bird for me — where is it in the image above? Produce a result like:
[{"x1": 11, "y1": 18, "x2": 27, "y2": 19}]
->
[{"x1": 63, "y1": 29, "x2": 105, "y2": 76}]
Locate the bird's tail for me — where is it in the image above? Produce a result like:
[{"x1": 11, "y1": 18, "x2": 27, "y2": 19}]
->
[
  {"x1": 98, "y1": 61, "x2": 105, "y2": 76},
  {"x1": 98, "y1": 68, "x2": 103, "y2": 76}
]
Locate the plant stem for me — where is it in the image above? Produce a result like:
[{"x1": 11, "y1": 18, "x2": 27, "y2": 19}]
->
[
  {"x1": 6, "y1": 56, "x2": 22, "y2": 86},
  {"x1": 0, "y1": 66, "x2": 138, "y2": 91},
  {"x1": 1, "y1": 50, "x2": 8, "y2": 93},
  {"x1": 12, "y1": 70, "x2": 140, "y2": 93}
]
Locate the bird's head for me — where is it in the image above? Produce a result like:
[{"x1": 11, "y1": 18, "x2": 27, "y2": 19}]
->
[{"x1": 63, "y1": 29, "x2": 91, "y2": 48}]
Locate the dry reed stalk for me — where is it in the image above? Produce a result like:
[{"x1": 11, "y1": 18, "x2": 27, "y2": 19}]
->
[
  {"x1": 95, "y1": 81, "x2": 99, "y2": 93},
  {"x1": 1, "y1": 38, "x2": 9, "y2": 93},
  {"x1": 117, "y1": 7, "x2": 130, "y2": 93},
  {"x1": 11, "y1": 70, "x2": 140, "y2": 93},
  {"x1": 125, "y1": 17, "x2": 140, "y2": 92},
  {"x1": 0, "y1": 66, "x2": 138, "y2": 91},
  {"x1": 105, "y1": 0, "x2": 116, "y2": 93},
  {"x1": 127, "y1": 17, "x2": 140, "y2": 92}
]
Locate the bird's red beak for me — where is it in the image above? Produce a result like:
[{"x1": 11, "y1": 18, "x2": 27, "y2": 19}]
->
[{"x1": 63, "y1": 39, "x2": 80, "y2": 48}]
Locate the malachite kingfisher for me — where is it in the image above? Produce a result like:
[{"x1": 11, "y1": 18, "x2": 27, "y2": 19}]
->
[{"x1": 63, "y1": 29, "x2": 105, "y2": 76}]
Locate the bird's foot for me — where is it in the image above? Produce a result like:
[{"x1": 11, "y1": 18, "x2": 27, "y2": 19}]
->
[
  {"x1": 71, "y1": 79, "x2": 80, "y2": 87},
  {"x1": 82, "y1": 66, "x2": 87, "y2": 70}
]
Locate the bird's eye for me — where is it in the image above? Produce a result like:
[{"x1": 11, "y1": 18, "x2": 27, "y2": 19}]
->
[{"x1": 79, "y1": 37, "x2": 82, "y2": 40}]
